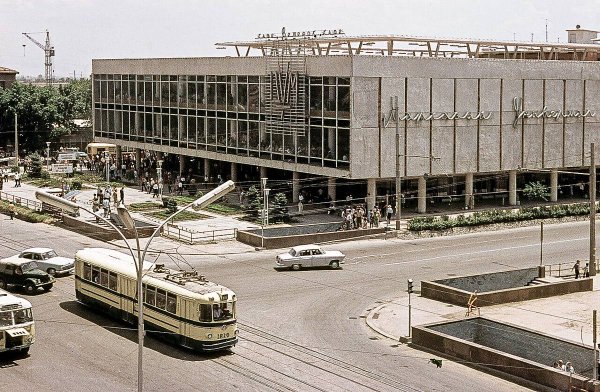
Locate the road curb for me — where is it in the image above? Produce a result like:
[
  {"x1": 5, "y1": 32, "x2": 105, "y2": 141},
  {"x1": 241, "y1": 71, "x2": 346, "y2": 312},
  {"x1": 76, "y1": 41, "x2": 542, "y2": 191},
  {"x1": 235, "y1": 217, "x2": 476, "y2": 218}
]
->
[{"x1": 365, "y1": 303, "x2": 407, "y2": 342}]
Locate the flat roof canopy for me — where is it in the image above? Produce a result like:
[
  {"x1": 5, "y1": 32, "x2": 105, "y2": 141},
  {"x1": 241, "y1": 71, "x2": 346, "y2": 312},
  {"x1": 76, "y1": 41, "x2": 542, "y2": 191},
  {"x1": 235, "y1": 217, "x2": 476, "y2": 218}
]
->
[{"x1": 216, "y1": 34, "x2": 600, "y2": 60}]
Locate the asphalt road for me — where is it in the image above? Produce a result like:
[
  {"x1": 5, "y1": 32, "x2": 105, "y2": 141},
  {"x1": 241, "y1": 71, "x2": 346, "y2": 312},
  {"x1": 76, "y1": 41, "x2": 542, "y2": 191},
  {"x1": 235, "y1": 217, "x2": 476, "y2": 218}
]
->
[{"x1": 1, "y1": 216, "x2": 590, "y2": 391}]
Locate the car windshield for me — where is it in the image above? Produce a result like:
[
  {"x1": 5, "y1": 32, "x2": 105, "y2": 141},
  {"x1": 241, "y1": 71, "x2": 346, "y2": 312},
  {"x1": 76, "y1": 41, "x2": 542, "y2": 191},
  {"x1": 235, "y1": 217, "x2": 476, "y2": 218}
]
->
[
  {"x1": 0, "y1": 311, "x2": 12, "y2": 327},
  {"x1": 21, "y1": 262, "x2": 38, "y2": 272},
  {"x1": 42, "y1": 251, "x2": 58, "y2": 260},
  {"x1": 14, "y1": 308, "x2": 33, "y2": 324}
]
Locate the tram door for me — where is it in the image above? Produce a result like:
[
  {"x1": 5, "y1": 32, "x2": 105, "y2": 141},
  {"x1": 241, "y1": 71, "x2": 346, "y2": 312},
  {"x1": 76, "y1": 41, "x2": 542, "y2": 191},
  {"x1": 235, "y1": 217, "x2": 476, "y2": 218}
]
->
[
  {"x1": 120, "y1": 277, "x2": 136, "y2": 323},
  {"x1": 180, "y1": 299, "x2": 192, "y2": 346}
]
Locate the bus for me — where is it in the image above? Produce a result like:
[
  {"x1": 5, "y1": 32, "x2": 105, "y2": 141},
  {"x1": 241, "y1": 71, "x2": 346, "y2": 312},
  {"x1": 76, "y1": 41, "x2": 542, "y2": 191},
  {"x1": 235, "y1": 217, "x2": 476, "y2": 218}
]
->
[
  {"x1": 74, "y1": 248, "x2": 237, "y2": 351},
  {"x1": 0, "y1": 289, "x2": 35, "y2": 355}
]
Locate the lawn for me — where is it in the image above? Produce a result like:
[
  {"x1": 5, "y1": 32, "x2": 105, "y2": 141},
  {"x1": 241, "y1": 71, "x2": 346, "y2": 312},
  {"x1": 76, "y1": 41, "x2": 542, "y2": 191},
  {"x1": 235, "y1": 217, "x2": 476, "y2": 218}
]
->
[
  {"x1": 128, "y1": 202, "x2": 163, "y2": 212},
  {"x1": 145, "y1": 209, "x2": 208, "y2": 221}
]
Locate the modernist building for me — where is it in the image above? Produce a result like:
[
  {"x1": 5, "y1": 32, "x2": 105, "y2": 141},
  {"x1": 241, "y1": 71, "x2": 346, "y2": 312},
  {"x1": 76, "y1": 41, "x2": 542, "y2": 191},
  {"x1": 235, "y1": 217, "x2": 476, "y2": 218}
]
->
[{"x1": 92, "y1": 27, "x2": 600, "y2": 212}]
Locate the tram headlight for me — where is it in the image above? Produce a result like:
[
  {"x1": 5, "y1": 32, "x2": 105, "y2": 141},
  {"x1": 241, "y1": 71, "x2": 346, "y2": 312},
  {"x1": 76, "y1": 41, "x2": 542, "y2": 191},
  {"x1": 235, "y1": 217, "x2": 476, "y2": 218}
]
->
[{"x1": 207, "y1": 333, "x2": 213, "y2": 339}]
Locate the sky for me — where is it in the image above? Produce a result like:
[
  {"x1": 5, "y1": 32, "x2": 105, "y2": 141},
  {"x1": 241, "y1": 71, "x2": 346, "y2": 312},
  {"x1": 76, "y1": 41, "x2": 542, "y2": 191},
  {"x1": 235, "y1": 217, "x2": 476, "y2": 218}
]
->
[{"x1": 1, "y1": 0, "x2": 599, "y2": 78}]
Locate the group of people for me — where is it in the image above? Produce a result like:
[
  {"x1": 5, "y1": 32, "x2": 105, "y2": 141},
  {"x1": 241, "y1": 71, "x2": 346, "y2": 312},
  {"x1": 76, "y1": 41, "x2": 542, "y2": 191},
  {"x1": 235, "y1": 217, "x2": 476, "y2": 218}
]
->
[
  {"x1": 140, "y1": 177, "x2": 162, "y2": 198},
  {"x1": 91, "y1": 185, "x2": 125, "y2": 220},
  {"x1": 553, "y1": 360, "x2": 575, "y2": 374},
  {"x1": 573, "y1": 260, "x2": 590, "y2": 279},
  {"x1": 340, "y1": 205, "x2": 385, "y2": 230}
]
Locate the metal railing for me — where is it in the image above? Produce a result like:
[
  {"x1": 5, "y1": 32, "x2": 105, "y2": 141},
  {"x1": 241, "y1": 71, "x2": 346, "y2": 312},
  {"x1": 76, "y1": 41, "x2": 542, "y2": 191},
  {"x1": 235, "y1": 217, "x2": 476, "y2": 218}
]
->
[
  {"x1": 544, "y1": 261, "x2": 586, "y2": 278},
  {"x1": 162, "y1": 223, "x2": 237, "y2": 245},
  {"x1": 0, "y1": 191, "x2": 42, "y2": 211}
]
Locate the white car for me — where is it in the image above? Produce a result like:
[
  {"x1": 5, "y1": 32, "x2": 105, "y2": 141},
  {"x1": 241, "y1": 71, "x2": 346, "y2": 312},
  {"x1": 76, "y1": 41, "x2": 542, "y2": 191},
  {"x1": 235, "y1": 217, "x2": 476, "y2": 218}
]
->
[
  {"x1": 1, "y1": 248, "x2": 74, "y2": 276},
  {"x1": 275, "y1": 244, "x2": 345, "y2": 271}
]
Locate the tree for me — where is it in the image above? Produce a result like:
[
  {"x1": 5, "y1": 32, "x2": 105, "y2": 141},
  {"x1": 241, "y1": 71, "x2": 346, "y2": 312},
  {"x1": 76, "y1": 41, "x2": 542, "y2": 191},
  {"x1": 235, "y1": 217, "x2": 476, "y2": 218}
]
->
[
  {"x1": 0, "y1": 80, "x2": 92, "y2": 155},
  {"x1": 523, "y1": 181, "x2": 550, "y2": 201},
  {"x1": 26, "y1": 152, "x2": 44, "y2": 178},
  {"x1": 244, "y1": 185, "x2": 262, "y2": 219},
  {"x1": 271, "y1": 192, "x2": 290, "y2": 223}
]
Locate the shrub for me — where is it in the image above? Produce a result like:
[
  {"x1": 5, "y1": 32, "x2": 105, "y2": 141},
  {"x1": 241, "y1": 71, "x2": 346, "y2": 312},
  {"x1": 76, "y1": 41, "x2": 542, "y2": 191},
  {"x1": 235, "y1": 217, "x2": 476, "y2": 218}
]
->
[
  {"x1": 71, "y1": 180, "x2": 82, "y2": 190},
  {"x1": 162, "y1": 197, "x2": 178, "y2": 214}
]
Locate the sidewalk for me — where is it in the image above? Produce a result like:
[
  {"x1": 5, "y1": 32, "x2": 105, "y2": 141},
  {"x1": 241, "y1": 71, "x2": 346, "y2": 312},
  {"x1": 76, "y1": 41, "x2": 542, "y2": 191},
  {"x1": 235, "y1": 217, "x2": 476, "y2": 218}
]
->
[{"x1": 367, "y1": 276, "x2": 600, "y2": 346}]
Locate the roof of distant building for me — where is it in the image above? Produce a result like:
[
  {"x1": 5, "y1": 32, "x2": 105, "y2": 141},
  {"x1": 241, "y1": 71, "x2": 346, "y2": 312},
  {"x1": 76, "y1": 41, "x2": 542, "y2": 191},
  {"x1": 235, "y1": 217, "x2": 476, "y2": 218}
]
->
[{"x1": 0, "y1": 67, "x2": 18, "y2": 74}]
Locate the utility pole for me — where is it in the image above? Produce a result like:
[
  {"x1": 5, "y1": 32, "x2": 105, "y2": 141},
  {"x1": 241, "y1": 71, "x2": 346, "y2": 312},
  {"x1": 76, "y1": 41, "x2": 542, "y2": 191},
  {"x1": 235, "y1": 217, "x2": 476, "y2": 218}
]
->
[
  {"x1": 14, "y1": 113, "x2": 18, "y2": 167},
  {"x1": 394, "y1": 96, "x2": 402, "y2": 231},
  {"x1": 593, "y1": 310, "x2": 597, "y2": 381},
  {"x1": 591, "y1": 143, "x2": 597, "y2": 276}
]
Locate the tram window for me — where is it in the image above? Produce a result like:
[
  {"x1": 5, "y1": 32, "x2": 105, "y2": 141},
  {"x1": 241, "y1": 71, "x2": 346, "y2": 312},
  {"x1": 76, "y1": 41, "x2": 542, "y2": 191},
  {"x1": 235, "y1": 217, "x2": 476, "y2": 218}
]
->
[
  {"x1": 108, "y1": 272, "x2": 117, "y2": 291},
  {"x1": 0, "y1": 311, "x2": 12, "y2": 327},
  {"x1": 156, "y1": 289, "x2": 166, "y2": 310},
  {"x1": 199, "y1": 304, "x2": 212, "y2": 322},
  {"x1": 91, "y1": 267, "x2": 100, "y2": 283},
  {"x1": 145, "y1": 286, "x2": 156, "y2": 306},
  {"x1": 100, "y1": 268, "x2": 109, "y2": 287},
  {"x1": 14, "y1": 308, "x2": 32, "y2": 324},
  {"x1": 166, "y1": 293, "x2": 177, "y2": 314},
  {"x1": 83, "y1": 263, "x2": 91, "y2": 281}
]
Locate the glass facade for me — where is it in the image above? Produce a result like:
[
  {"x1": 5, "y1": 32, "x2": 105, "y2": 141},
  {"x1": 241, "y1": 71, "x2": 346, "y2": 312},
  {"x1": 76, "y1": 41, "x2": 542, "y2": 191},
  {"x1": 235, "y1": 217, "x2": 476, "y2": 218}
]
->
[{"x1": 93, "y1": 73, "x2": 350, "y2": 168}]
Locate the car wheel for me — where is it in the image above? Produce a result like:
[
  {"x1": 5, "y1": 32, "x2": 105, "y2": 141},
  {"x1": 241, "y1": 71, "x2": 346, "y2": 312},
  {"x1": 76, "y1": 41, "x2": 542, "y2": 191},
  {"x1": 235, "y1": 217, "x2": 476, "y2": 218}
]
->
[
  {"x1": 43, "y1": 283, "x2": 53, "y2": 292},
  {"x1": 47, "y1": 268, "x2": 56, "y2": 276},
  {"x1": 24, "y1": 283, "x2": 36, "y2": 294},
  {"x1": 0, "y1": 278, "x2": 6, "y2": 290},
  {"x1": 291, "y1": 264, "x2": 301, "y2": 271},
  {"x1": 19, "y1": 347, "x2": 30, "y2": 356},
  {"x1": 330, "y1": 261, "x2": 340, "y2": 269}
]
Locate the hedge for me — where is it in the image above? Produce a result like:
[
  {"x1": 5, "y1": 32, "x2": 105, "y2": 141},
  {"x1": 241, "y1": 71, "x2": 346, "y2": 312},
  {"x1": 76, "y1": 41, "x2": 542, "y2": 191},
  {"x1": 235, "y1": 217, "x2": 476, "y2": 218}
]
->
[{"x1": 408, "y1": 203, "x2": 591, "y2": 231}]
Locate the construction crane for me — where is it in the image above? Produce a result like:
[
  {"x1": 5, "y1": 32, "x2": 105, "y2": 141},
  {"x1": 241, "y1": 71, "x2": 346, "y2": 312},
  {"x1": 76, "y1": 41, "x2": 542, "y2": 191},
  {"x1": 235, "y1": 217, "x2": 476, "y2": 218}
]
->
[{"x1": 22, "y1": 30, "x2": 55, "y2": 85}]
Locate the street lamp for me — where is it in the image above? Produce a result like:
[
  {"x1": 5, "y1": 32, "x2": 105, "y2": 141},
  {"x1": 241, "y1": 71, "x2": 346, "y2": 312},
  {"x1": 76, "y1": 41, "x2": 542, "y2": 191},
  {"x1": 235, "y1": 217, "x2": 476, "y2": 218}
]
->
[
  {"x1": 36, "y1": 180, "x2": 236, "y2": 392},
  {"x1": 46, "y1": 142, "x2": 51, "y2": 172},
  {"x1": 104, "y1": 151, "x2": 110, "y2": 183},
  {"x1": 157, "y1": 160, "x2": 163, "y2": 198}
]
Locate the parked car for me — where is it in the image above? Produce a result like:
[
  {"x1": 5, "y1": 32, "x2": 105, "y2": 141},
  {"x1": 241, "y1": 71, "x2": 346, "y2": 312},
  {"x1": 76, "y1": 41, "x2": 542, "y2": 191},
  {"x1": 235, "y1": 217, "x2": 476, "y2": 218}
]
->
[
  {"x1": 275, "y1": 244, "x2": 345, "y2": 271},
  {"x1": 1, "y1": 248, "x2": 74, "y2": 276},
  {"x1": 0, "y1": 258, "x2": 55, "y2": 294}
]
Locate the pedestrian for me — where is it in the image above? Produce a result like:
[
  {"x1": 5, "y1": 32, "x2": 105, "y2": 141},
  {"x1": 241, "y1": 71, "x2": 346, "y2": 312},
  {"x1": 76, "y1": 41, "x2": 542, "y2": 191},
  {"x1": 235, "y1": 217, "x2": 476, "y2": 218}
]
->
[
  {"x1": 558, "y1": 360, "x2": 565, "y2": 371},
  {"x1": 386, "y1": 204, "x2": 393, "y2": 224},
  {"x1": 177, "y1": 179, "x2": 183, "y2": 195},
  {"x1": 153, "y1": 181, "x2": 159, "y2": 198},
  {"x1": 112, "y1": 188, "x2": 118, "y2": 206},
  {"x1": 573, "y1": 260, "x2": 581, "y2": 279},
  {"x1": 119, "y1": 186, "x2": 125, "y2": 205},
  {"x1": 92, "y1": 195, "x2": 100, "y2": 223},
  {"x1": 298, "y1": 194, "x2": 304, "y2": 214},
  {"x1": 102, "y1": 197, "x2": 110, "y2": 218},
  {"x1": 565, "y1": 361, "x2": 574, "y2": 374},
  {"x1": 8, "y1": 202, "x2": 15, "y2": 220},
  {"x1": 584, "y1": 262, "x2": 590, "y2": 278},
  {"x1": 13, "y1": 172, "x2": 19, "y2": 187}
]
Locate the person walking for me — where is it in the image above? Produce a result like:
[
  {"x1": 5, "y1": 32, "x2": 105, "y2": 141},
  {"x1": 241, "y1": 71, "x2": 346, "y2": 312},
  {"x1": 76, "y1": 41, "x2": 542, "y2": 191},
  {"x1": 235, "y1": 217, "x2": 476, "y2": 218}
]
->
[
  {"x1": 386, "y1": 205, "x2": 393, "y2": 225},
  {"x1": 8, "y1": 202, "x2": 15, "y2": 220},
  {"x1": 298, "y1": 194, "x2": 304, "y2": 215},
  {"x1": 152, "y1": 181, "x2": 159, "y2": 198},
  {"x1": 573, "y1": 260, "x2": 581, "y2": 279},
  {"x1": 119, "y1": 186, "x2": 125, "y2": 205},
  {"x1": 92, "y1": 195, "x2": 100, "y2": 223},
  {"x1": 112, "y1": 188, "x2": 118, "y2": 206}
]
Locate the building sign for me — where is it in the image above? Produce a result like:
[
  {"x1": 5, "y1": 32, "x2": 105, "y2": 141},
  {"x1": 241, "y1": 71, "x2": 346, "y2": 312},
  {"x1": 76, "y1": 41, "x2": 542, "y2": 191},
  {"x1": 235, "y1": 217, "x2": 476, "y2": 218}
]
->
[
  {"x1": 512, "y1": 97, "x2": 596, "y2": 128},
  {"x1": 257, "y1": 27, "x2": 344, "y2": 40},
  {"x1": 265, "y1": 58, "x2": 307, "y2": 136},
  {"x1": 52, "y1": 164, "x2": 73, "y2": 174},
  {"x1": 383, "y1": 105, "x2": 492, "y2": 127}
]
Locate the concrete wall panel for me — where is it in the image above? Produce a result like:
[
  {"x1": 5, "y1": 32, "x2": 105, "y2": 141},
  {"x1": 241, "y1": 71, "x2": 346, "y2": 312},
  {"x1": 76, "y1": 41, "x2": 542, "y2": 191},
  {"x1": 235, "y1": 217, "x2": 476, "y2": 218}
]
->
[
  {"x1": 405, "y1": 78, "x2": 431, "y2": 176},
  {"x1": 380, "y1": 78, "x2": 406, "y2": 178},
  {"x1": 523, "y1": 80, "x2": 544, "y2": 169},
  {"x1": 455, "y1": 79, "x2": 478, "y2": 173},
  {"x1": 479, "y1": 79, "x2": 501, "y2": 171},
  {"x1": 501, "y1": 79, "x2": 523, "y2": 170},
  {"x1": 351, "y1": 77, "x2": 379, "y2": 129},
  {"x1": 430, "y1": 79, "x2": 455, "y2": 174},
  {"x1": 350, "y1": 127, "x2": 380, "y2": 178},
  {"x1": 565, "y1": 80, "x2": 585, "y2": 166},
  {"x1": 584, "y1": 80, "x2": 600, "y2": 164}
]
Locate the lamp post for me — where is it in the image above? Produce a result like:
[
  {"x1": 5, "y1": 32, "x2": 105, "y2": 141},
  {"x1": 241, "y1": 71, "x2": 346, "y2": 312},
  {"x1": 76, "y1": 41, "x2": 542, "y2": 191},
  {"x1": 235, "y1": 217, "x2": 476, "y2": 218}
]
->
[
  {"x1": 104, "y1": 151, "x2": 110, "y2": 183},
  {"x1": 35, "y1": 180, "x2": 236, "y2": 392},
  {"x1": 261, "y1": 177, "x2": 267, "y2": 248},
  {"x1": 14, "y1": 112, "x2": 18, "y2": 168},
  {"x1": 157, "y1": 160, "x2": 163, "y2": 198},
  {"x1": 46, "y1": 142, "x2": 51, "y2": 172}
]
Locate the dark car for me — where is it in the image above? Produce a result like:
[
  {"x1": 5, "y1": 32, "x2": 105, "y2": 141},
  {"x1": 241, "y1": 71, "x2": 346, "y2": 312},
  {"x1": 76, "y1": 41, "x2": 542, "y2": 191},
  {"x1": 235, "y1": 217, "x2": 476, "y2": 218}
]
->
[{"x1": 0, "y1": 259, "x2": 55, "y2": 294}]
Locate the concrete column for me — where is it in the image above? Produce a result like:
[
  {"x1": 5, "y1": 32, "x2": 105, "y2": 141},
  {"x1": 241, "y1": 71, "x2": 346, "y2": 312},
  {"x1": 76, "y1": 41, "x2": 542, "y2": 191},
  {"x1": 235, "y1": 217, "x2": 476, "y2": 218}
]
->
[
  {"x1": 260, "y1": 166, "x2": 268, "y2": 179},
  {"x1": 179, "y1": 155, "x2": 185, "y2": 176},
  {"x1": 292, "y1": 171, "x2": 300, "y2": 203},
  {"x1": 465, "y1": 172, "x2": 474, "y2": 209},
  {"x1": 550, "y1": 169, "x2": 558, "y2": 202},
  {"x1": 327, "y1": 178, "x2": 336, "y2": 205},
  {"x1": 418, "y1": 176, "x2": 427, "y2": 213},
  {"x1": 204, "y1": 158, "x2": 211, "y2": 181},
  {"x1": 115, "y1": 145, "x2": 122, "y2": 168},
  {"x1": 327, "y1": 128, "x2": 335, "y2": 158},
  {"x1": 509, "y1": 170, "x2": 518, "y2": 206},
  {"x1": 230, "y1": 162, "x2": 238, "y2": 182},
  {"x1": 366, "y1": 178, "x2": 376, "y2": 210},
  {"x1": 135, "y1": 148, "x2": 141, "y2": 171}
]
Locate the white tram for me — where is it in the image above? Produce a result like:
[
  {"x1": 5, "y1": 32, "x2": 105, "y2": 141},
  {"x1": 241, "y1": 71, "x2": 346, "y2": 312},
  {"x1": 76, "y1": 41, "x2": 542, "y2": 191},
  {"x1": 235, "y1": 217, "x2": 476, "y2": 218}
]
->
[
  {"x1": 0, "y1": 289, "x2": 35, "y2": 355},
  {"x1": 74, "y1": 248, "x2": 237, "y2": 351}
]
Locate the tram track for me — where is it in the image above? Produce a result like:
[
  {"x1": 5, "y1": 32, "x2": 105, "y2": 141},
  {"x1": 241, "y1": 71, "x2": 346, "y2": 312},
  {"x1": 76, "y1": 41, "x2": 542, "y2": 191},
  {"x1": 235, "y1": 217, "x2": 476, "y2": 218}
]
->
[{"x1": 237, "y1": 322, "x2": 423, "y2": 392}]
